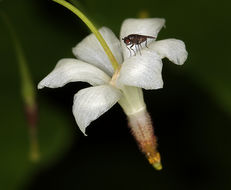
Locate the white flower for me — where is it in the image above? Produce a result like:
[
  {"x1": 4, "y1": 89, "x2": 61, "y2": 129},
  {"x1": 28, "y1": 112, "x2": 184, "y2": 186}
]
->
[{"x1": 38, "y1": 18, "x2": 187, "y2": 169}]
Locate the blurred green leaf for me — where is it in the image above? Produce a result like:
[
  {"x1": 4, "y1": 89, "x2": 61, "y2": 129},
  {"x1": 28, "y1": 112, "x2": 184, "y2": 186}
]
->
[
  {"x1": 0, "y1": 92, "x2": 73, "y2": 189},
  {"x1": 0, "y1": 0, "x2": 76, "y2": 189}
]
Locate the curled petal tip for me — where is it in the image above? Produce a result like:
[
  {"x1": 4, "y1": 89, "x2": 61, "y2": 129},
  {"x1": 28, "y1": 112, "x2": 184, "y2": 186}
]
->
[{"x1": 37, "y1": 83, "x2": 43, "y2": 89}]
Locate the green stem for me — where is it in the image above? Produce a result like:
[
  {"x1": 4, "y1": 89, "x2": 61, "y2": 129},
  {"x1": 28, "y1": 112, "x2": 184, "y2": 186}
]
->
[
  {"x1": 1, "y1": 12, "x2": 35, "y2": 107},
  {"x1": 1, "y1": 12, "x2": 40, "y2": 162},
  {"x1": 52, "y1": 0, "x2": 119, "y2": 71}
]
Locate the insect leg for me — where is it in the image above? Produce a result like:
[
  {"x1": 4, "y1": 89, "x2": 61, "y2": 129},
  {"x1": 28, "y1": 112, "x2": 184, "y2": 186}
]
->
[
  {"x1": 130, "y1": 44, "x2": 136, "y2": 56},
  {"x1": 145, "y1": 39, "x2": 148, "y2": 48},
  {"x1": 138, "y1": 44, "x2": 142, "y2": 56},
  {"x1": 136, "y1": 44, "x2": 140, "y2": 56},
  {"x1": 135, "y1": 44, "x2": 138, "y2": 54},
  {"x1": 126, "y1": 45, "x2": 132, "y2": 57}
]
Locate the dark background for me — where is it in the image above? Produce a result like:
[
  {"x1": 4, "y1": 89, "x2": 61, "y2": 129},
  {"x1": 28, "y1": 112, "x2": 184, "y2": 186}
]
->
[{"x1": 0, "y1": 0, "x2": 231, "y2": 189}]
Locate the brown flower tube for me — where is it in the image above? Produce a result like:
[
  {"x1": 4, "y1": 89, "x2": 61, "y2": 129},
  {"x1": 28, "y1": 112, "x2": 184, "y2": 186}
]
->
[{"x1": 127, "y1": 108, "x2": 162, "y2": 170}]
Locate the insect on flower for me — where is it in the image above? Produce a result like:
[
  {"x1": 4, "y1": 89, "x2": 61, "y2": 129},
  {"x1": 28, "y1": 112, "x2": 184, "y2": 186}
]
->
[
  {"x1": 38, "y1": 0, "x2": 188, "y2": 170},
  {"x1": 122, "y1": 34, "x2": 156, "y2": 56}
]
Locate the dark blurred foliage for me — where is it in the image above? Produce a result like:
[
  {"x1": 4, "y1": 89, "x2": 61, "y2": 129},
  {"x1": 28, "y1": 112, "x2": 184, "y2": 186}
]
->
[{"x1": 0, "y1": 0, "x2": 231, "y2": 189}]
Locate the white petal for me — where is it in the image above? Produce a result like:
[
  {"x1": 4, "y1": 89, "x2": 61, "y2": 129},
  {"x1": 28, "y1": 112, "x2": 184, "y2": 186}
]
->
[
  {"x1": 72, "y1": 27, "x2": 123, "y2": 76},
  {"x1": 120, "y1": 18, "x2": 166, "y2": 59},
  {"x1": 38, "y1": 58, "x2": 110, "y2": 89},
  {"x1": 118, "y1": 49, "x2": 163, "y2": 90},
  {"x1": 150, "y1": 39, "x2": 188, "y2": 65},
  {"x1": 72, "y1": 85, "x2": 121, "y2": 135}
]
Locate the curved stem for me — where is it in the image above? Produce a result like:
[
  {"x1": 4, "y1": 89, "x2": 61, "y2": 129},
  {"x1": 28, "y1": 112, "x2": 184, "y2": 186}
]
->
[
  {"x1": 1, "y1": 12, "x2": 40, "y2": 162},
  {"x1": 52, "y1": 0, "x2": 120, "y2": 71}
]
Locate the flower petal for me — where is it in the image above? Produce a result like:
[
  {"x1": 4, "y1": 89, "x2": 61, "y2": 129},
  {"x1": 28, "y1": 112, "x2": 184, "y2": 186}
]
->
[
  {"x1": 150, "y1": 39, "x2": 188, "y2": 65},
  {"x1": 120, "y1": 18, "x2": 166, "y2": 59},
  {"x1": 72, "y1": 27, "x2": 123, "y2": 76},
  {"x1": 38, "y1": 58, "x2": 111, "y2": 89},
  {"x1": 72, "y1": 85, "x2": 121, "y2": 135},
  {"x1": 118, "y1": 49, "x2": 163, "y2": 90}
]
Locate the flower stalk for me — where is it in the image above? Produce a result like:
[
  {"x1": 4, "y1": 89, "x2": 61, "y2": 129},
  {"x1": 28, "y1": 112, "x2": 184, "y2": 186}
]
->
[
  {"x1": 1, "y1": 12, "x2": 40, "y2": 162},
  {"x1": 52, "y1": 0, "x2": 119, "y2": 71}
]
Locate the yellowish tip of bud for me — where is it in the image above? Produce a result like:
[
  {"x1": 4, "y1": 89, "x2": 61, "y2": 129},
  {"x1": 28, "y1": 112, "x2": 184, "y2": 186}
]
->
[
  {"x1": 30, "y1": 150, "x2": 40, "y2": 163},
  {"x1": 152, "y1": 161, "x2": 162, "y2": 170},
  {"x1": 147, "y1": 152, "x2": 162, "y2": 170},
  {"x1": 29, "y1": 127, "x2": 40, "y2": 163},
  {"x1": 138, "y1": 10, "x2": 150, "y2": 18}
]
